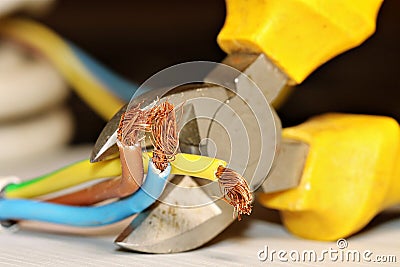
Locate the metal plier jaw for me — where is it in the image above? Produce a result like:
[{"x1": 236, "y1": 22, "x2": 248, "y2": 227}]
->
[{"x1": 91, "y1": 53, "x2": 308, "y2": 253}]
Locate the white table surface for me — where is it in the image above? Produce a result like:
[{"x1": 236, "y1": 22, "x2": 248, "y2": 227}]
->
[{"x1": 1, "y1": 146, "x2": 399, "y2": 266}]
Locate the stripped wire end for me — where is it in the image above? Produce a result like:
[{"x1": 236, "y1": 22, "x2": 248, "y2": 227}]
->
[
  {"x1": 149, "y1": 101, "x2": 178, "y2": 172},
  {"x1": 216, "y1": 165, "x2": 253, "y2": 221},
  {"x1": 117, "y1": 104, "x2": 150, "y2": 146}
]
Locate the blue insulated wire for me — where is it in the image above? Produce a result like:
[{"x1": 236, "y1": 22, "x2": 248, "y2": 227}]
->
[{"x1": 0, "y1": 163, "x2": 170, "y2": 227}]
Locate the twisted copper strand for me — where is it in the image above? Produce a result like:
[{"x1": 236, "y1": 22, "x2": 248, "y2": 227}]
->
[
  {"x1": 216, "y1": 165, "x2": 253, "y2": 220},
  {"x1": 148, "y1": 101, "x2": 178, "y2": 171},
  {"x1": 117, "y1": 104, "x2": 150, "y2": 146}
]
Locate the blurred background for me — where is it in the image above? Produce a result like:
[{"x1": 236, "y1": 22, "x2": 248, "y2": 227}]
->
[{"x1": 0, "y1": 0, "x2": 399, "y2": 157}]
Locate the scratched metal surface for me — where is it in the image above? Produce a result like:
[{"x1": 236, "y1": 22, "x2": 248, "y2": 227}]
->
[{"x1": 0, "y1": 146, "x2": 399, "y2": 266}]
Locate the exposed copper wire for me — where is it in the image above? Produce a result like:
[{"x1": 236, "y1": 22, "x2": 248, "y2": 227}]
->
[
  {"x1": 148, "y1": 101, "x2": 179, "y2": 172},
  {"x1": 46, "y1": 101, "x2": 179, "y2": 206},
  {"x1": 216, "y1": 165, "x2": 253, "y2": 220},
  {"x1": 117, "y1": 104, "x2": 150, "y2": 146},
  {"x1": 117, "y1": 100, "x2": 178, "y2": 172}
]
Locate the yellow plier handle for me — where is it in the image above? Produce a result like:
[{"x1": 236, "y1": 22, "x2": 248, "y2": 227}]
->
[
  {"x1": 218, "y1": 0, "x2": 383, "y2": 83},
  {"x1": 218, "y1": 1, "x2": 392, "y2": 240},
  {"x1": 260, "y1": 114, "x2": 400, "y2": 240}
]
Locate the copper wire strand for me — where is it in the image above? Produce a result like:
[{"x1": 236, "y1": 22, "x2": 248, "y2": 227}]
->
[
  {"x1": 148, "y1": 101, "x2": 179, "y2": 171},
  {"x1": 216, "y1": 165, "x2": 253, "y2": 220},
  {"x1": 117, "y1": 104, "x2": 150, "y2": 146}
]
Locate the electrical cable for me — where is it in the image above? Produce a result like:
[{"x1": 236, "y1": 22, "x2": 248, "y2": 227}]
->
[
  {"x1": 4, "y1": 153, "x2": 227, "y2": 199},
  {"x1": 48, "y1": 142, "x2": 145, "y2": 206},
  {"x1": 47, "y1": 175, "x2": 129, "y2": 206},
  {"x1": 0, "y1": 162, "x2": 170, "y2": 227},
  {"x1": 4, "y1": 158, "x2": 122, "y2": 198},
  {"x1": 68, "y1": 42, "x2": 135, "y2": 102},
  {"x1": 0, "y1": 18, "x2": 128, "y2": 120},
  {"x1": 45, "y1": 101, "x2": 222, "y2": 206}
]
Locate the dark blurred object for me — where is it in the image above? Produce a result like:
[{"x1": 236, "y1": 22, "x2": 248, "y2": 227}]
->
[{"x1": 39, "y1": 0, "x2": 399, "y2": 142}]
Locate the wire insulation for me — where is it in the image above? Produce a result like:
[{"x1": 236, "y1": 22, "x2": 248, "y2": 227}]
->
[
  {"x1": 4, "y1": 153, "x2": 226, "y2": 199},
  {"x1": 0, "y1": 18, "x2": 126, "y2": 120},
  {"x1": 5, "y1": 158, "x2": 122, "y2": 198},
  {"x1": 49, "y1": 143, "x2": 144, "y2": 206},
  {"x1": 0, "y1": 162, "x2": 170, "y2": 227},
  {"x1": 68, "y1": 42, "x2": 136, "y2": 101}
]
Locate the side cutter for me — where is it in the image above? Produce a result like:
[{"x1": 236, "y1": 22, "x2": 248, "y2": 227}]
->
[{"x1": 90, "y1": 54, "x2": 308, "y2": 252}]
